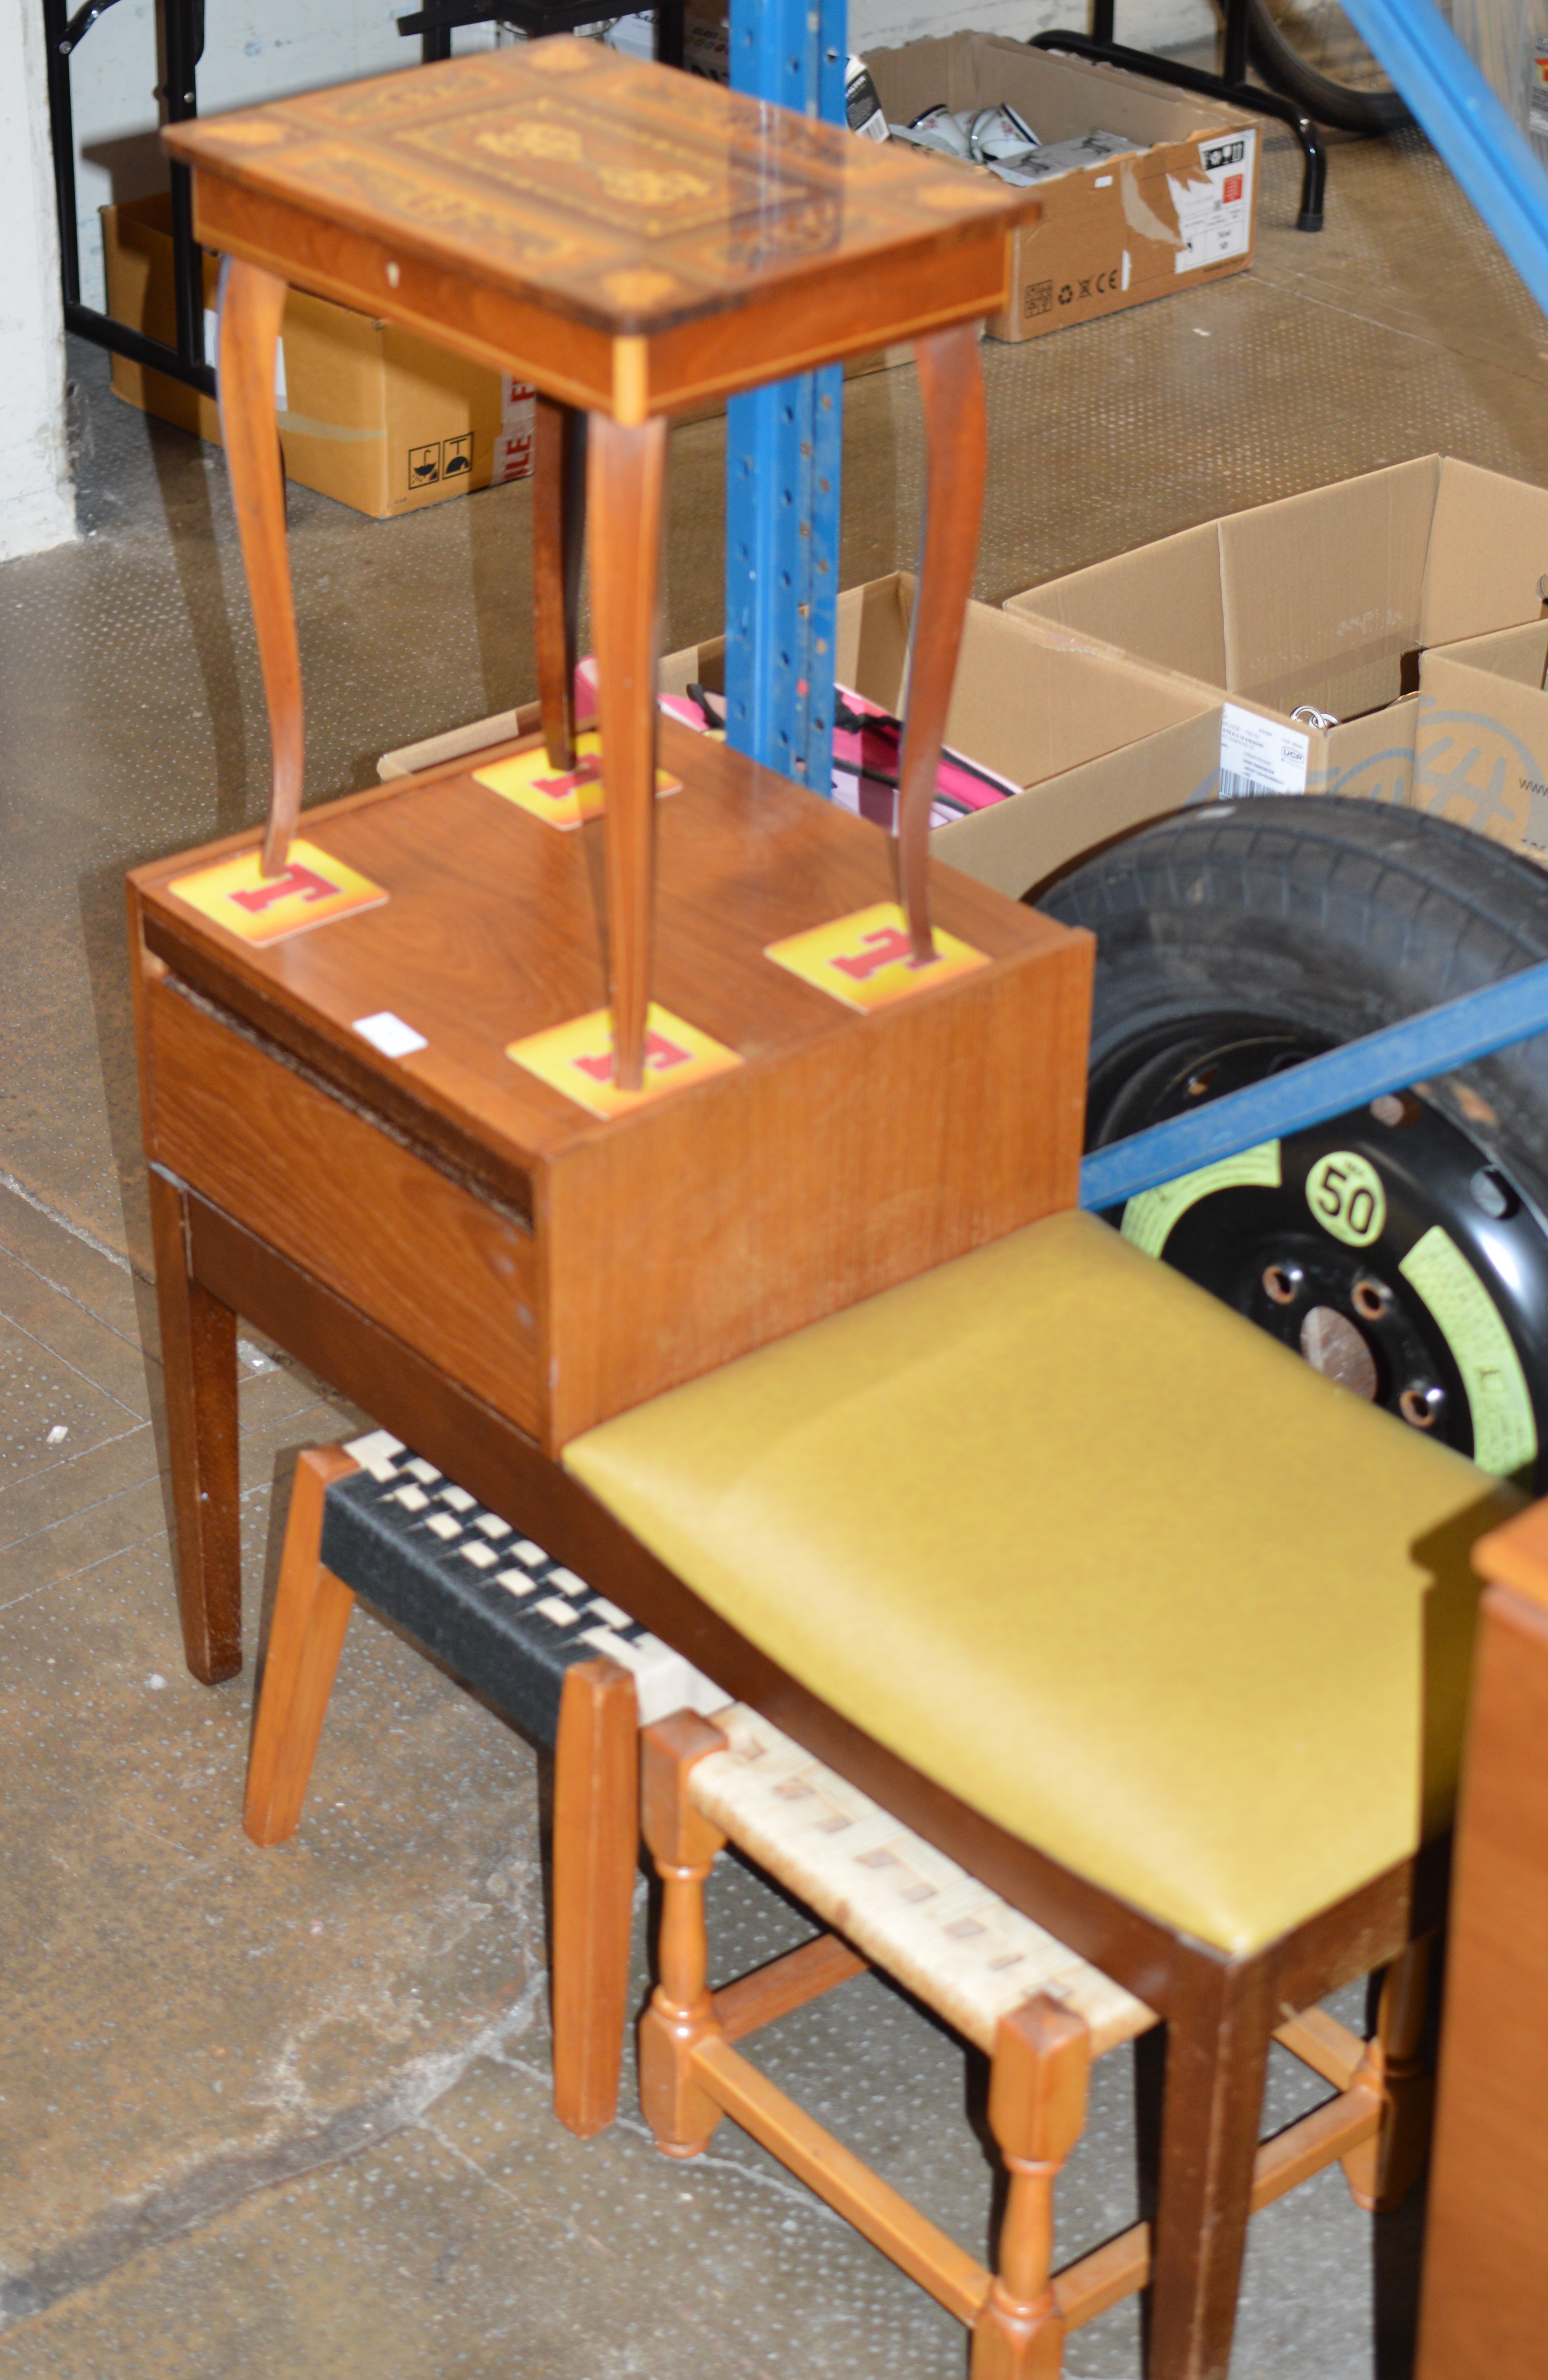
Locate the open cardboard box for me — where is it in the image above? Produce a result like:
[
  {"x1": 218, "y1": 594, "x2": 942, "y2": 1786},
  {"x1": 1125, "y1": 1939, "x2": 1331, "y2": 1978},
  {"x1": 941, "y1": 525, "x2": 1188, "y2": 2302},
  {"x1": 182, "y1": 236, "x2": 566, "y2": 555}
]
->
[
  {"x1": 862, "y1": 32, "x2": 1258, "y2": 343},
  {"x1": 381, "y1": 576, "x2": 1268, "y2": 900},
  {"x1": 103, "y1": 194, "x2": 536, "y2": 517},
  {"x1": 1007, "y1": 457, "x2": 1548, "y2": 808},
  {"x1": 1417, "y1": 620, "x2": 1548, "y2": 866}
]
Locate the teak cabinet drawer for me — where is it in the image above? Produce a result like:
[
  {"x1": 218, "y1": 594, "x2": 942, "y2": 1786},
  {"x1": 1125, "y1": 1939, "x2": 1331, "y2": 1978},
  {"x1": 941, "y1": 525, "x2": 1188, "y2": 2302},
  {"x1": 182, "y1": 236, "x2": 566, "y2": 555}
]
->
[{"x1": 145, "y1": 974, "x2": 541, "y2": 1434}]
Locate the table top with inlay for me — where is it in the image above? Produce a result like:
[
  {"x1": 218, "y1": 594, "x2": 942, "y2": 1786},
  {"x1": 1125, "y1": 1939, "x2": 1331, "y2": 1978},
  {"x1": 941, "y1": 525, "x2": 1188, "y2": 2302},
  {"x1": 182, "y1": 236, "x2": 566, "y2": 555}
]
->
[{"x1": 163, "y1": 40, "x2": 1040, "y2": 414}]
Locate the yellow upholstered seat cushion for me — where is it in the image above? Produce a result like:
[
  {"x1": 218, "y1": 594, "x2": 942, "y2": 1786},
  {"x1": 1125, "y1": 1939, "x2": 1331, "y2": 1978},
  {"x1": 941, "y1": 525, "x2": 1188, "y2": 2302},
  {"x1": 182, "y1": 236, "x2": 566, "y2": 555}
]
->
[{"x1": 564, "y1": 1211, "x2": 1522, "y2": 1956}]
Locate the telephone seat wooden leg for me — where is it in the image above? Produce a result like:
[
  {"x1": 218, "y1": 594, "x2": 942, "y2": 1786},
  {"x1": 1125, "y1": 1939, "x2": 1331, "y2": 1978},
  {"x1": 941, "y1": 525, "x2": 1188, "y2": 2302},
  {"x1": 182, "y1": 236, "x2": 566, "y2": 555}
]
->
[
  {"x1": 533, "y1": 395, "x2": 588, "y2": 771},
  {"x1": 586, "y1": 408, "x2": 668, "y2": 1093},
  {"x1": 149, "y1": 1168, "x2": 243, "y2": 1686},
  {"x1": 1340, "y1": 1934, "x2": 1436, "y2": 2213},
  {"x1": 243, "y1": 1444, "x2": 360, "y2": 1845},
  {"x1": 1148, "y1": 1963, "x2": 1276, "y2": 2380}
]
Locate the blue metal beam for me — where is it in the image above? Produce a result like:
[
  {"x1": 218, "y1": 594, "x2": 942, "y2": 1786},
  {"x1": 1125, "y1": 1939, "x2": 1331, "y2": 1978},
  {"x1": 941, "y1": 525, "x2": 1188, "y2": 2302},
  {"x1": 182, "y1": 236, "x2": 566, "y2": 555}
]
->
[
  {"x1": 1339, "y1": 0, "x2": 1548, "y2": 324},
  {"x1": 1079, "y1": 960, "x2": 1548, "y2": 1212},
  {"x1": 724, "y1": 0, "x2": 845, "y2": 796}
]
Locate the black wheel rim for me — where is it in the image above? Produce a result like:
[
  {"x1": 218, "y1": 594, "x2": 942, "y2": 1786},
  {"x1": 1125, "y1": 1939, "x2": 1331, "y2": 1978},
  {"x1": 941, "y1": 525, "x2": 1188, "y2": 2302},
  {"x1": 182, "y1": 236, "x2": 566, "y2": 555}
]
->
[{"x1": 1088, "y1": 1012, "x2": 1548, "y2": 1490}]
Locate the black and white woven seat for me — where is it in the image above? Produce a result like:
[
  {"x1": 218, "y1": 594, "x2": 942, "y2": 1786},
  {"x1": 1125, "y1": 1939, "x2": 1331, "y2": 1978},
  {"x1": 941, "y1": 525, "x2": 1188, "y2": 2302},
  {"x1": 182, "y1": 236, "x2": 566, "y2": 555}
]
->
[
  {"x1": 324, "y1": 1430, "x2": 730, "y2": 1740},
  {"x1": 245, "y1": 1430, "x2": 729, "y2": 2136}
]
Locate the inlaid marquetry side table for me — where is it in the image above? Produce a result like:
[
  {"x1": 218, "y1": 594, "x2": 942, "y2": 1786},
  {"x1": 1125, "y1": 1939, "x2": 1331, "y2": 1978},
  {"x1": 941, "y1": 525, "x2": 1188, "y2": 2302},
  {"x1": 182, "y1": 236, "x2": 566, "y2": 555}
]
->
[{"x1": 162, "y1": 39, "x2": 1041, "y2": 1085}]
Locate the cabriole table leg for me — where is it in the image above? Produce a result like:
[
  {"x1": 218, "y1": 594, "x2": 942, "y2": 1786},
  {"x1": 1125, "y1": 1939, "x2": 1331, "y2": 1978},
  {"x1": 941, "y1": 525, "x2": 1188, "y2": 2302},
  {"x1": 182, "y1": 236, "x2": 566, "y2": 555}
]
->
[
  {"x1": 533, "y1": 396, "x2": 589, "y2": 772},
  {"x1": 587, "y1": 409, "x2": 668, "y2": 1093},
  {"x1": 897, "y1": 322, "x2": 988, "y2": 962},
  {"x1": 216, "y1": 255, "x2": 303, "y2": 879}
]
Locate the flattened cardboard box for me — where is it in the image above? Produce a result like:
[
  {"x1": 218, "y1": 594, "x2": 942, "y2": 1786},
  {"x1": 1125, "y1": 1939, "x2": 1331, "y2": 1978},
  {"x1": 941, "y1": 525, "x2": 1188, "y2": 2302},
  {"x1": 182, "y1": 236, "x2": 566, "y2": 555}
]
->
[
  {"x1": 102, "y1": 195, "x2": 535, "y2": 518},
  {"x1": 380, "y1": 578, "x2": 1279, "y2": 900},
  {"x1": 862, "y1": 32, "x2": 1258, "y2": 342},
  {"x1": 1417, "y1": 621, "x2": 1548, "y2": 866},
  {"x1": 1007, "y1": 456, "x2": 1548, "y2": 811}
]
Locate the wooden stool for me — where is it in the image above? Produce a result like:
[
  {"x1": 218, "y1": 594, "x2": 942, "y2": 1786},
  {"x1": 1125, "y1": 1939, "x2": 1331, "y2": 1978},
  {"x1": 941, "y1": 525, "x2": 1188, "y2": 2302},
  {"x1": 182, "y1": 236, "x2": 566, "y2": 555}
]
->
[
  {"x1": 641, "y1": 1700, "x2": 1436, "y2": 2377},
  {"x1": 247, "y1": 1431, "x2": 727, "y2": 2136},
  {"x1": 162, "y1": 37, "x2": 1041, "y2": 1085}
]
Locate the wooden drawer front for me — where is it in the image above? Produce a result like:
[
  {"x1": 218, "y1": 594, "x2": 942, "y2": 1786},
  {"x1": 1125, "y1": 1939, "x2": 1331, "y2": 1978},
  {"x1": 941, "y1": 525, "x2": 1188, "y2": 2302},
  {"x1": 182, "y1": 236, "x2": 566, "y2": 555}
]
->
[{"x1": 147, "y1": 977, "x2": 541, "y2": 1433}]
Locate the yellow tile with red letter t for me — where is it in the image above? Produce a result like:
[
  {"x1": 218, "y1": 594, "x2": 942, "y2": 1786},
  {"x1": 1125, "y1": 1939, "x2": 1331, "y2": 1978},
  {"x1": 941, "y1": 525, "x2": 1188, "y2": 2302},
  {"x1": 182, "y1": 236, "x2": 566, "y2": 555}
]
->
[
  {"x1": 474, "y1": 732, "x2": 680, "y2": 831},
  {"x1": 508, "y1": 1004, "x2": 741, "y2": 1119},
  {"x1": 168, "y1": 839, "x2": 388, "y2": 946},
  {"x1": 764, "y1": 901, "x2": 988, "y2": 1013}
]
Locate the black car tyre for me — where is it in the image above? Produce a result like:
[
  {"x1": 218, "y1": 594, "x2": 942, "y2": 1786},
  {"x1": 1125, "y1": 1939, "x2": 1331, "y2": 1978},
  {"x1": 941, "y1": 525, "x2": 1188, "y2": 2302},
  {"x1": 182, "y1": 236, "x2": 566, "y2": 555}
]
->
[{"x1": 1039, "y1": 797, "x2": 1548, "y2": 1486}]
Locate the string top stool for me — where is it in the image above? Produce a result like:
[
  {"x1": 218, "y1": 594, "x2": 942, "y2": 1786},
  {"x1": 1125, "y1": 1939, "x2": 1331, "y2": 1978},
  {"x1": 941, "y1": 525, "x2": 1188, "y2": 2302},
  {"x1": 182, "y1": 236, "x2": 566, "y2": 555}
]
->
[{"x1": 163, "y1": 40, "x2": 1042, "y2": 1083}]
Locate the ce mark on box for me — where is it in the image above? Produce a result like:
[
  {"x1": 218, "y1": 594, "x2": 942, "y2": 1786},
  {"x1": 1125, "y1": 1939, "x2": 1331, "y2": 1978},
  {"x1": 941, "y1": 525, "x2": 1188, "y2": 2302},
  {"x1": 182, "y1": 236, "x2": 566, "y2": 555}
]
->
[{"x1": 407, "y1": 435, "x2": 473, "y2": 492}]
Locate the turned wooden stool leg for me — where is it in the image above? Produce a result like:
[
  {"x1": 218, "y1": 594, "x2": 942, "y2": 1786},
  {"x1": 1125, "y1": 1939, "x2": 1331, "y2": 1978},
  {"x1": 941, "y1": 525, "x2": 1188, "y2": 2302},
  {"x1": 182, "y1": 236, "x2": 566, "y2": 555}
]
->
[
  {"x1": 533, "y1": 396, "x2": 588, "y2": 771},
  {"x1": 551, "y1": 1656, "x2": 639, "y2": 2138},
  {"x1": 215, "y1": 255, "x2": 303, "y2": 877},
  {"x1": 896, "y1": 321, "x2": 987, "y2": 962},
  {"x1": 638, "y1": 1712, "x2": 729, "y2": 2157},
  {"x1": 149, "y1": 1168, "x2": 242, "y2": 1685},
  {"x1": 972, "y1": 1996, "x2": 1089, "y2": 2380},
  {"x1": 1342, "y1": 1935, "x2": 1437, "y2": 2212},
  {"x1": 244, "y1": 1446, "x2": 359, "y2": 1843},
  {"x1": 586, "y1": 408, "x2": 668, "y2": 1092}
]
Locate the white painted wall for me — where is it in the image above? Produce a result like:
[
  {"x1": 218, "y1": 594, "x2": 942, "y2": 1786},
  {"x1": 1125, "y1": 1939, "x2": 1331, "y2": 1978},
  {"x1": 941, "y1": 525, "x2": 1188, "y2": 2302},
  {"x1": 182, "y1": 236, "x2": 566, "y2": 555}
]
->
[
  {"x1": 1, "y1": 0, "x2": 75, "y2": 561},
  {"x1": 851, "y1": 0, "x2": 1214, "y2": 63}
]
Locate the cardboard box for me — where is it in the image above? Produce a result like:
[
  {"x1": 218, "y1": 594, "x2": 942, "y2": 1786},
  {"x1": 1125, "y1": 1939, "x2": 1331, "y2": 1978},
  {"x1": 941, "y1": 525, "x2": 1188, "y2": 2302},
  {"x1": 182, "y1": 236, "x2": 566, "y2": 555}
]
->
[
  {"x1": 376, "y1": 579, "x2": 1263, "y2": 901},
  {"x1": 1416, "y1": 620, "x2": 1548, "y2": 866},
  {"x1": 103, "y1": 195, "x2": 536, "y2": 518},
  {"x1": 862, "y1": 32, "x2": 1258, "y2": 343},
  {"x1": 1007, "y1": 456, "x2": 1548, "y2": 808}
]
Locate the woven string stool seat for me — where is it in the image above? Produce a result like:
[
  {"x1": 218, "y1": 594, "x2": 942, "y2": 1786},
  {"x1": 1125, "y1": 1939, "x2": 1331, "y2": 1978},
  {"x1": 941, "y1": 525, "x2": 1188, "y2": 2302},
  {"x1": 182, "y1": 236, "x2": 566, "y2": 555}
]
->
[
  {"x1": 245, "y1": 1430, "x2": 727, "y2": 2135},
  {"x1": 640, "y1": 1700, "x2": 1416, "y2": 2378}
]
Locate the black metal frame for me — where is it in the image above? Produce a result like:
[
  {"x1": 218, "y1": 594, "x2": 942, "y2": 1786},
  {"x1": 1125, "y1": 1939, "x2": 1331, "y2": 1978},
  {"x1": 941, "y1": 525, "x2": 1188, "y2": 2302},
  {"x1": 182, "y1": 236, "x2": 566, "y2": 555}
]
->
[
  {"x1": 41, "y1": 0, "x2": 687, "y2": 399},
  {"x1": 1032, "y1": 0, "x2": 1327, "y2": 232}
]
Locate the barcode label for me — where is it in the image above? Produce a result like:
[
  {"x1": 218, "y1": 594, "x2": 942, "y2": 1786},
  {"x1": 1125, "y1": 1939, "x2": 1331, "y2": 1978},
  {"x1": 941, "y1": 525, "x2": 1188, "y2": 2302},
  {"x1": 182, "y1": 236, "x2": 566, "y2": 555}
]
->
[{"x1": 1218, "y1": 702, "x2": 1309, "y2": 799}]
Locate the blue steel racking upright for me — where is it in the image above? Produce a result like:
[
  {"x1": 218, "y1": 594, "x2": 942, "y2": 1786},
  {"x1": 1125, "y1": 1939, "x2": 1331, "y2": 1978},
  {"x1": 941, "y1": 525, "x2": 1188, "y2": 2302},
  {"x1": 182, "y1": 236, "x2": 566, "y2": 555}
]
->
[{"x1": 723, "y1": 0, "x2": 847, "y2": 796}]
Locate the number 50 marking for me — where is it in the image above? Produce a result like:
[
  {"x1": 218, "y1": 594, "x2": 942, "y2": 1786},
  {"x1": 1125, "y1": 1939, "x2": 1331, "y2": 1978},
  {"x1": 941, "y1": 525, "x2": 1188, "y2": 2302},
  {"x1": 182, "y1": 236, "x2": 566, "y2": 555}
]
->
[{"x1": 1306, "y1": 1149, "x2": 1387, "y2": 1249}]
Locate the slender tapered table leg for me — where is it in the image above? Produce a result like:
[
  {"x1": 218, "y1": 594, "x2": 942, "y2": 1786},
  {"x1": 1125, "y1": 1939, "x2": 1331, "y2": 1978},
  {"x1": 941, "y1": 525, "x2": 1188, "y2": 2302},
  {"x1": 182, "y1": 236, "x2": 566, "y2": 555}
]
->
[
  {"x1": 149, "y1": 1168, "x2": 243, "y2": 1684},
  {"x1": 216, "y1": 255, "x2": 303, "y2": 877},
  {"x1": 896, "y1": 323, "x2": 988, "y2": 962},
  {"x1": 587, "y1": 410, "x2": 668, "y2": 1093},
  {"x1": 533, "y1": 396, "x2": 589, "y2": 772}
]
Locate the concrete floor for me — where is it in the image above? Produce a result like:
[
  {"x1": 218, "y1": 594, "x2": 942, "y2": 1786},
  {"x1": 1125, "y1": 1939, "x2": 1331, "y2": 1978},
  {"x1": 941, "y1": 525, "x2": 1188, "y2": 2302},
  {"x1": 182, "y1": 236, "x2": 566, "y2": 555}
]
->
[{"x1": 3, "y1": 111, "x2": 1546, "y2": 2376}]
